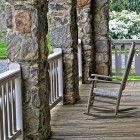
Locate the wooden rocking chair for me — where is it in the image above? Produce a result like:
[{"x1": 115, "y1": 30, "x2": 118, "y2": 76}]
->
[{"x1": 87, "y1": 42, "x2": 136, "y2": 115}]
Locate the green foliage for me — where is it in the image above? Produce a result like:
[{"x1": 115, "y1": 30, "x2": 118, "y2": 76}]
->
[
  {"x1": 0, "y1": 42, "x2": 6, "y2": 56},
  {"x1": 109, "y1": 10, "x2": 140, "y2": 39},
  {"x1": 46, "y1": 33, "x2": 51, "y2": 54},
  {"x1": 0, "y1": 0, "x2": 5, "y2": 10},
  {"x1": 112, "y1": 68, "x2": 140, "y2": 79},
  {"x1": 113, "y1": 75, "x2": 140, "y2": 80},
  {"x1": 110, "y1": 0, "x2": 140, "y2": 13},
  {"x1": 46, "y1": 14, "x2": 52, "y2": 54}
]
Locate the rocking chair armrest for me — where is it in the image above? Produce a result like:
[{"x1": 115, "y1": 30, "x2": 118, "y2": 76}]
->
[
  {"x1": 90, "y1": 74, "x2": 122, "y2": 81},
  {"x1": 91, "y1": 74, "x2": 113, "y2": 79},
  {"x1": 88, "y1": 77, "x2": 122, "y2": 84}
]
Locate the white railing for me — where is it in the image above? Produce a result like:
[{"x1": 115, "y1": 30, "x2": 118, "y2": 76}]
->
[
  {"x1": 0, "y1": 63, "x2": 23, "y2": 140},
  {"x1": 111, "y1": 39, "x2": 140, "y2": 75},
  {"x1": 78, "y1": 39, "x2": 82, "y2": 81},
  {"x1": 48, "y1": 48, "x2": 63, "y2": 110}
]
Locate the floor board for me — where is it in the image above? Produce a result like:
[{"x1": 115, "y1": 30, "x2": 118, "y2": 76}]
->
[{"x1": 49, "y1": 83, "x2": 140, "y2": 140}]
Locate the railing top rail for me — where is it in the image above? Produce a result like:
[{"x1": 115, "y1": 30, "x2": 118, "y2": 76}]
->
[
  {"x1": 112, "y1": 39, "x2": 140, "y2": 44},
  {"x1": 0, "y1": 69, "x2": 20, "y2": 84},
  {"x1": 48, "y1": 48, "x2": 62, "y2": 61}
]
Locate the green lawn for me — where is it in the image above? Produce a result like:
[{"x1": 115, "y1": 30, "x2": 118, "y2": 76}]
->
[
  {"x1": 113, "y1": 75, "x2": 140, "y2": 80},
  {"x1": 0, "y1": 42, "x2": 6, "y2": 56},
  {"x1": 112, "y1": 68, "x2": 140, "y2": 80}
]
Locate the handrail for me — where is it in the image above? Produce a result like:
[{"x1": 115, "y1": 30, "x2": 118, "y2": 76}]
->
[
  {"x1": 48, "y1": 48, "x2": 63, "y2": 110},
  {"x1": 0, "y1": 63, "x2": 23, "y2": 140},
  {"x1": 112, "y1": 39, "x2": 140, "y2": 44},
  {"x1": 111, "y1": 39, "x2": 140, "y2": 76},
  {"x1": 48, "y1": 50, "x2": 62, "y2": 61}
]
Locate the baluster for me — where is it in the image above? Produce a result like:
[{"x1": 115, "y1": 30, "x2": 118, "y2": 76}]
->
[
  {"x1": 78, "y1": 39, "x2": 82, "y2": 80},
  {"x1": 53, "y1": 60, "x2": 56, "y2": 102},
  {"x1": 11, "y1": 79, "x2": 16, "y2": 133},
  {"x1": 6, "y1": 81, "x2": 12, "y2": 138},
  {"x1": 2, "y1": 83, "x2": 8, "y2": 140},
  {"x1": 56, "y1": 60, "x2": 59, "y2": 98},
  {"x1": 124, "y1": 44, "x2": 131, "y2": 67},
  {"x1": 54, "y1": 60, "x2": 58, "y2": 99},
  {"x1": 58, "y1": 53, "x2": 63, "y2": 97},
  {"x1": 49, "y1": 64, "x2": 52, "y2": 104},
  {"x1": 54, "y1": 48, "x2": 63, "y2": 98},
  {"x1": 9, "y1": 79, "x2": 16, "y2": 135},
  {"x1": 50, "y1": 62, "x2": 54, "y2": 103},
  {"x1": 15, "y1": 75, "x2": 23, "y2": 140},
  {"x1": 115, "y1": 44, "x2": 122, "y2": 74},
  {"x1": 0, "y1": 86, "x2": 4, "y2": 140},
  {"x1": 135, "y1": 44, "x2": 140, "y2": 74}
]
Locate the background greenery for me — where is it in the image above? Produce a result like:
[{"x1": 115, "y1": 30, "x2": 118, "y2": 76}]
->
[
  {"x1": 109, "y1": 10, "x2": 140, "y2": 39},
  {"x1": 110, "y1": 0, "x2": 140, "y2": 13},
  {"x1": 0, "y1": 42, "x2": 6, "y2": 56}
]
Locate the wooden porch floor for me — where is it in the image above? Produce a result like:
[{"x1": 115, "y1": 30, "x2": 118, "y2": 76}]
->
[{"x1": 49, "y1": 83, "x2": 140, "y2": 140}]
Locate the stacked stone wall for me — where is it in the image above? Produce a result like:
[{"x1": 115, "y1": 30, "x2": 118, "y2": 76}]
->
[
  {"x1": 49, "y1": 0, "x2": 80, "y2": 104},
  {"x1": 6, "y1": 0, "x2": 51, "y2": 139},
  {"x1": 93, "y1": 0, "x2": 110, "y2": 75},
  {"x1": 77, "y1": 0, "x2": 94, "y2": 83},
  {"x1": 0, "y1": 0, "x2": 6, "y2": 42},
  {"x1": 77, "y1": 0, "x2": 110, "y2": 81}
]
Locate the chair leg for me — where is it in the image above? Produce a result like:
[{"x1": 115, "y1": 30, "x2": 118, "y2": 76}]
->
[
  {"x1": 115, "y1": 97, "x2": 121, "y2": 115},
  {"x1": 87, "y1": 92, "x2": 93, "y2": 113},
  {"x1": 87, "y1": 82, "x2": 95, "y2": 113}
]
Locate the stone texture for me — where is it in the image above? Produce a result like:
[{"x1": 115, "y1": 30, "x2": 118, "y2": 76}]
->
[
  {"x1": 0, "y1": 3, "x2": 6, "y2": 42},
  {"x1": 93, "y1": 0, "x2": 110, "y2": 75},
  {"x1": 96, "y1": 52, "x2": 109, "y2": 63},
  {"x1": 49, "y1": 0, "x2": 80, "y2": 104},
  {"x1": 77, "y1": 0, "x2": 110, "y2": 82},
  {"x1": 77, "y1": 1, "x2": 94, "y2": 83},
  {"x1": 7, "y1": 34, "x2": 39, "y2": 61},
  {"x1": 77, "y1": 0, "x2": 91, "y2": 7},
  {"x1": 95, "y1": 62, "x2": 109, "y2": 75},
  {"x1": 6, "y1": 0, "x2": 51, "y2": 139},
  {"x1": 15, "y1": 11, "x2": 31, "y2": 33}
]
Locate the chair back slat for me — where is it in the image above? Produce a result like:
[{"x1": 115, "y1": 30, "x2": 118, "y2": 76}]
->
[{"x1": 120, "y1": 42, "x2": 136, "y2": 91}]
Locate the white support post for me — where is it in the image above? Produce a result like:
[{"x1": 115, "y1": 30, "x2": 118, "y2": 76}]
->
[
  {"x1": 9, "y1": 63, "x2": 23, "y2": 140},
  {"x1": 78, "y1": 39, "x2": 82, "y2": 81},
  {"x1": 54, "y1": 48, "x2": 63, "y2": 97}
]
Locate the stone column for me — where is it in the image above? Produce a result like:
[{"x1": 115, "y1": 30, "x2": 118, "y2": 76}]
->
[
  {"x1": 48, "y1": 0, "x2": 80, "y2": 104},
  {"x1": 6, "y1": 0, "x2": 51, "y2": 139},
  {"x1": 77, "y1": 0, "x2": 94, "y2": 83},
  {"x1": 93, "y1": 0, "x2": 110, "y2": 75}
]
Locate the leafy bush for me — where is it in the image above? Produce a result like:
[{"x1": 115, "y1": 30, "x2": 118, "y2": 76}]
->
[
  {"x1": 109, "y1": 10, "x2": 140, "y2": 39},
  {"x1": 0, "y1": 2, "x2": 5, "y2": 10},
  {"x1": 0, "y1": 42, "x2": 6, "y2": 56},
  {"x1": 110, "y1": 0, "x2": 140, "y2": 13},
  {"x1": 46, "y1": 33, "x2": 51, "y2": 53}
]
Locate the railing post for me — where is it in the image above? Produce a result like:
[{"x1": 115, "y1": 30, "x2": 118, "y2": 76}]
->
[
  {"x1": 9, "y1": 63, "x2": 23, "y2": 140},
  {"x1": 53, "y1": 48, "x2": 63, "y2": 97},
  {"x1": 78, "y1": 39, "x2": 82, "y2": 81}
]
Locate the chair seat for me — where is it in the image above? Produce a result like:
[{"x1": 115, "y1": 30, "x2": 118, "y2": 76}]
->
[{"x1": 94, "y1": 88, "x2": 119, "y2": 99}]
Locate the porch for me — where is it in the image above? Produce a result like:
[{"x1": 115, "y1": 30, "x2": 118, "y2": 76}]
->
[{"x1": 50, "y1": 83, "x2": 140, "y2": 139}]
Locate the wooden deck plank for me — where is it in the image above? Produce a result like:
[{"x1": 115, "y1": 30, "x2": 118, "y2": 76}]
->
[{"x1": 49, "y1": 83, "x2": 140, "y2": 140}]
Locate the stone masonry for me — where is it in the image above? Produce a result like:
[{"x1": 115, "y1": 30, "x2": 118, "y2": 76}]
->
[
  {"x1": 6, "y1": 0, "x2": 51, "y2": 139},
  {"x1": 48, "y1": 0, "x2": 80, "y2": 104},
  {"x1": 93, "y1": 0, "x2": 110, "y2": 75},
  {"x1": 77, "y1": 0, "x2": 110, "y2": 82},
  {"x1": 77, "y1": 0, "x2": 94, "y2": 83},
  {"x1": 0, "y1": 0, "x2": 6, "y2": 42}
]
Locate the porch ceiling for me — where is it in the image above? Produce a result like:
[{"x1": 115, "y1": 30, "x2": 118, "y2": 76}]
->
[{"x1": 49, "y1": 83, "x2": 140, "y2": 139}]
